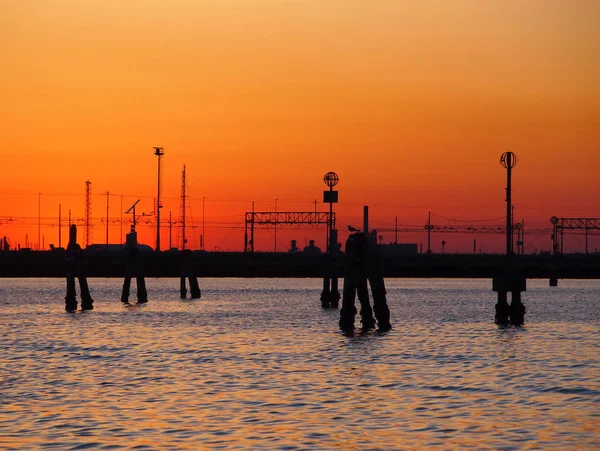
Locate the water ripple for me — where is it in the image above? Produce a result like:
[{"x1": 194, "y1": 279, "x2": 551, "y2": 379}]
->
[{"x1": 0, "y1": 278, "x2": 599, "y2": 450}]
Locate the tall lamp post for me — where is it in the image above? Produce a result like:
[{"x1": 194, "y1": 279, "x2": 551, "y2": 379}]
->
[
  {"x1": 153, "y1": 147, "x2": 164, "y2": 251},
  {"x1": 500, "y1": 152, "x2": 517, "y2": 256},
  {"x1": 321, "y1": 172, "x2": 339, "y2": 308}
]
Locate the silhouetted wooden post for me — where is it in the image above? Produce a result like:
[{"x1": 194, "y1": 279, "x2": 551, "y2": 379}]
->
[
  {"x1": 329, "y1": 229, "x2": 340, "y2": 308},
  {"x1": 321, "y1": 276, "x2": 331, "y2": 308},
  {"x1": 65, "y1": 224, "x2": 93, "y2": 312},
  {"x1": 188, "y1": 273, "x2": 201, "y2": 299},
  {"x1": 356, "y1": 272, "x2": 375, "y2": 329},
  {"x1": 121, "y1": 227, "x2": 148, "y2": 304},
  {"x1": 321, "y1": 230, "x2": 340, "y2": 308},
  {"x1": 339, "y1": 234, "x2": 359, "y2": 329},
  {"x1": 367, "y1": 247, "x2": 391, "y2": 330},
  {"x1": 65, "y1": 225, "x2": 78, "y2": 312},
  {"x1": 331, "y1": 276, "x2": 339, "y2": 306},
  {"x1": 179, "y1": 269, "x2": 187, "y2": 299},
  {"x1": 180, "y1": 250, "x2": 201, "y2": 299},
  {"x1": 493, "y1": 280, "x2": 510, "y2": 325},
  {"x1": 509, "y1": 289, "x2": 526, "y2": 325},
  {"x1": 135, "y1": 255, "x2": 148, "y2": 303},
  {"x1": 79, "y1": 263, "x2": 94, "y2": 310},
  {"x1": 121, "y1": 259, "x2": 132, "y2": 303}
]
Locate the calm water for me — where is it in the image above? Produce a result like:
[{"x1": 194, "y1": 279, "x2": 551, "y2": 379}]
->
[{"x1": 0, "y1": 278, "x2": 598, "y2": 450}]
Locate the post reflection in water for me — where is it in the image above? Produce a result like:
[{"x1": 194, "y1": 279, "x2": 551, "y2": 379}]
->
[{"x1": 0, "y1": 278, "x2": 598, "y2": 450}]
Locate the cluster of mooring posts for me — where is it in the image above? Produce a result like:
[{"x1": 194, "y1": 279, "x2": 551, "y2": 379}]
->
[
  {"x1": 339, "y1": 206, "x2": 392, "y2": 331},
  {"x1": 493, "y1": 152, "x2": 526, "y2": 325},
  {"x1": 64, "y1": 224, "x2": 201, "y2": 311},
  {"x1": 120, "y1": 225, "x2": 148, "y2": 304}
]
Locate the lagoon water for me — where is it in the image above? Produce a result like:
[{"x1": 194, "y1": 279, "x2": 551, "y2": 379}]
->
[{"x1": 0, "y1": 278, "x2": 598, "y2": 450}]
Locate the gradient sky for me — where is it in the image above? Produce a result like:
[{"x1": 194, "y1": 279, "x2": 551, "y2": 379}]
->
[{"x1": 1, "y1": 0, "x2": 599, "y2": 253}]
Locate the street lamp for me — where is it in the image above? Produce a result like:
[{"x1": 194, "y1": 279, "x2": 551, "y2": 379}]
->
[{"x1": 500, "y1": 152, "x2": 517, "y2": 255}]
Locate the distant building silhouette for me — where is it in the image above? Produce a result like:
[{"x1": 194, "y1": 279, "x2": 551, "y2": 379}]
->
[
  {"x1": 84, "y1": 244, "x2": 155, "y2": 254},
  {"x1": 303, "y1": 240, "x2": 322, "y2": 254}
]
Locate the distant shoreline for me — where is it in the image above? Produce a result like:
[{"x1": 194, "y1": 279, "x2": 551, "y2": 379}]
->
[{"x1": 1, "y1": 251, "x2": 599, "y2": 279}]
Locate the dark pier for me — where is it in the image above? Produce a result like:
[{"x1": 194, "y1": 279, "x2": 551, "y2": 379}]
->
[{"x1": 2, "y1": 250, "x2": 599, "y2": 279}]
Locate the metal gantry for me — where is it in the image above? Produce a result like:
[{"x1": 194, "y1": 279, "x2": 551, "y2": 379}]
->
[
  {"x1": 244, "y1": 212, "x2": 335, "y2": 253},
  {"x1": 551, "y1": 217, "x2": 600, "y2": 254}
]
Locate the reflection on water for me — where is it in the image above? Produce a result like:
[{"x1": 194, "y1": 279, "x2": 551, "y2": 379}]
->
[{"x1": 0, "y1": 278, "x2": 599, "y2": 450}]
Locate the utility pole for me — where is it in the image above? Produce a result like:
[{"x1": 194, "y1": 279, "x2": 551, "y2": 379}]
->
[
  {"x1": 202, "y1": 197, "x2": 206, "y2": 251},
  {"x1": 120, "y1": 195, "x2": 123, "y2": 247},
  {"x1": 180, "y1": 165, "x2": 187, "y2": 251},
  {"x1": 251, "y1": 201, "x2": 255, "y2": 253},
  {"x1": 512, "y1": 205, "x2": 515, "y2": 254},
  {"x1": 395, "y1": 216, "x2": 398, "y2": 244},
  {"x1": 154, "y1": 147, "x2": 165, "y2": 251},
  {"x1": 38, "y1": 193, "x2": 41, "y2": 250},
  {"x1": 274, "y1": 198, "x2": 278, "y2": 252},
  {"x1": 58, "y1": 204, "x2": 62, "y2": 249},
  {"x1": 522, "y1": 219, "x2": 525, "y2": 254},
  {"x1": 427, "y1": 211, "x2": 432, "y2": 254},
  {"x1": 106, "y1": 191, "x2": 110, "y2": 250},
  {"x1": 84, "y1": 180, "x2": 92, "y2": 247}
]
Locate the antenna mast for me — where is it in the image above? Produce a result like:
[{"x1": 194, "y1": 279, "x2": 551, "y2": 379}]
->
[
  {"x1": 154, "y1": 147, "x2": 165, "y2": 251},
  {"x1": 84, "y1": 180, "x2": 93, "y2": 247}
]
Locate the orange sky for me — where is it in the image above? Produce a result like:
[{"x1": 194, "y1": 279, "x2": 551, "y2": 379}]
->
[{"x1": 1, "y1": 0, "x2": 599, "y2": 253}]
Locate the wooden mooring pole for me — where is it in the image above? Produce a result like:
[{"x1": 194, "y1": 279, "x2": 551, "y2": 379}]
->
[
  {"x1": 180, "y1": 250, "x2": 201, "y2": 299},
  {"x1": 65, "y1": 224, "x2": 94, "y2": 312},
  {"x1": 321, "y1": 229, "x2": 340, "y2": 308},
  {"x1": 121, "y1": 227, "x2": 148, "y2": 304}
]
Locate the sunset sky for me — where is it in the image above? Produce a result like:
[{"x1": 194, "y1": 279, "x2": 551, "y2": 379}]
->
[{"x1": 1, "y1": 0, "x2": 598, "y2": 253}]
